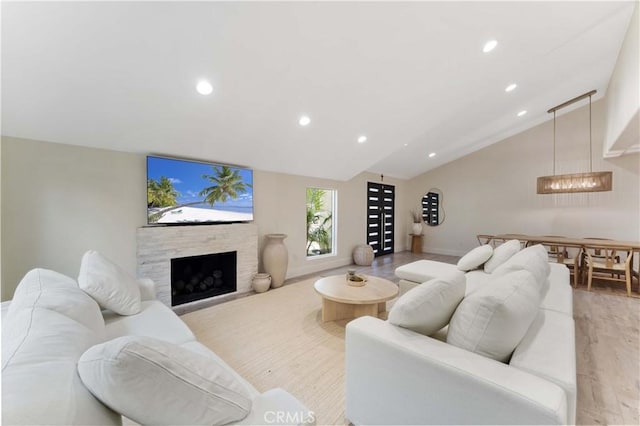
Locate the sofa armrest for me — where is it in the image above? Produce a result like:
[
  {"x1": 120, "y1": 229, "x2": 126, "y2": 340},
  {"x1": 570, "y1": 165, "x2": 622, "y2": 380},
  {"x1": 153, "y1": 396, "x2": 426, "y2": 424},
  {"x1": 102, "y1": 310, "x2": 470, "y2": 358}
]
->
[
  {"x1": 137, "y1": 278, "x2": 157, "y2": 301},
  {"x1": 345, "y1": 316, "x2": 568, "y2": 425},
  {"x1": 1, "y1": 300, "x2": 11, "y2": 323}
]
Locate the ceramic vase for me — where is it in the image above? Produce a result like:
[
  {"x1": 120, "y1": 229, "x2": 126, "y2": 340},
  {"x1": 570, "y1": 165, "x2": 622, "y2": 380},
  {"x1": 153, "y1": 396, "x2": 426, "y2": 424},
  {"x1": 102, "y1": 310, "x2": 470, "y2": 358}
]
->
[
  {"x1": 353, "y1": 244, "x2": 374, "y2": 266},
  {"x1": 412, "y1": 222, "x2": 423, "y2": 235},
  {"x1": 252, "y1": 273, "x2": 271, "y2": 293},
  {"x1": 263, "y1": 234, "x2": 288, "y2": 288}
]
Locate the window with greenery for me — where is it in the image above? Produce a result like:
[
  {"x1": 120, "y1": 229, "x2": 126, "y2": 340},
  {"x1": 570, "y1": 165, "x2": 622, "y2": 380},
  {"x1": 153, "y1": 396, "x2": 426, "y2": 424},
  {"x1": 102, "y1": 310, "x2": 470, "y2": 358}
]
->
[{"x1": 306, "y1": 188, "x2": 336, "y2": 257}]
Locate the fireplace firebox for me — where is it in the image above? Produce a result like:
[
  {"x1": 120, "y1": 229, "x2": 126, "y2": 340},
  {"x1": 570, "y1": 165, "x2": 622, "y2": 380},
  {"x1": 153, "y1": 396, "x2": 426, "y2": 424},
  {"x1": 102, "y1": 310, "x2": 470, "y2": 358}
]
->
[{"x1": 170, "y1": 251, "x2": 237, "y2": 306}]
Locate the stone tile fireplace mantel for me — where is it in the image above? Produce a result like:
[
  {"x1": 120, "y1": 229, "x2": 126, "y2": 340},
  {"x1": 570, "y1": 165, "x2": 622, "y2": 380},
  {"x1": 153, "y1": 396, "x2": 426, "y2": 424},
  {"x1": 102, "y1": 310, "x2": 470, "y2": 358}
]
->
[{"x1": 137, "y1": 223, "x2": 258, "y2": 309}]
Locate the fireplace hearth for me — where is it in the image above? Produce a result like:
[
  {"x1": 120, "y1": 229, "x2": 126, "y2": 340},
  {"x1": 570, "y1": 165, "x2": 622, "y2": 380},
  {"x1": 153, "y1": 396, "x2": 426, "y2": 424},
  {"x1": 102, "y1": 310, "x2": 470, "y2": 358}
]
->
[
  {"x1": 171, "y1": 251, "x2": 237, "y2": 306},
  {"x1": 137, "y1": 223, "x2": 258, "y2": 309}
]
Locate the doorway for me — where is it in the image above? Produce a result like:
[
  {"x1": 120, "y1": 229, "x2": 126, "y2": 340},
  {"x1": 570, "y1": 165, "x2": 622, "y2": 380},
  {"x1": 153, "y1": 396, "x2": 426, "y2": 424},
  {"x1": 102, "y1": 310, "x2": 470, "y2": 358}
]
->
[{"x1": 366, "y1": 182, "x2": 395, "y2": 257}]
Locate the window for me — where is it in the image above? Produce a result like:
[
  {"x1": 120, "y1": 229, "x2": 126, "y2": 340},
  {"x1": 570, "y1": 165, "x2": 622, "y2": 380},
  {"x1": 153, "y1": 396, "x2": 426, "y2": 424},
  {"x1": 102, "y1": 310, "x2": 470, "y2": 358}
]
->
[{"x1": 306, "y1": 188, "x2": 336, "y2": 257}]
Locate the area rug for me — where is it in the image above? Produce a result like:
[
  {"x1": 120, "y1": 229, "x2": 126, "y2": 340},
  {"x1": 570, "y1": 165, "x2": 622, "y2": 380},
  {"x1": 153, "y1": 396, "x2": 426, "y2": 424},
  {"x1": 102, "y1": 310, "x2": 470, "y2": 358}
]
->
[{"x1": 180, "y1": 277, "x2": 348, "y2": 425}]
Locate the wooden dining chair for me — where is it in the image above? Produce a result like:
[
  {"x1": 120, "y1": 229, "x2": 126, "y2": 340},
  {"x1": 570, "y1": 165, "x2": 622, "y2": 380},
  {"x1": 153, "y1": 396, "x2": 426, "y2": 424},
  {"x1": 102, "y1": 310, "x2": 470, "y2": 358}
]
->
[
  {"x1": 536, "y1": 236, "x2": 581, "y2": 288},
  {"x1": 583, "y1": 237, "x2": 621, "y2": 280},
  {"x1": 491, "y1": 234, "x2": 527, "y2": 249},
  {"x1": 583, "y1": 238, "x2": 621, "y2": 261},
  {"x1": 476, "y1": 234, "x2": 495, "y2": 246},
  {"x1": 582, "y1": 245, "x2": 634, "y2": 297}
]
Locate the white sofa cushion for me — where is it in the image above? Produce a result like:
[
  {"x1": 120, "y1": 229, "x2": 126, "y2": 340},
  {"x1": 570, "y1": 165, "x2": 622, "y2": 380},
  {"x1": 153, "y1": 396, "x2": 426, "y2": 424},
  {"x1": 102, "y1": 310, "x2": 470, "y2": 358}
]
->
[
  {"x1": 395, "y1": 259, "x2": 458, "y2": 283},
  {"x1": 78, "y1": 250, "x2": 141, "y2": 315},
  {"x1": 457, "y1": 245, "x2": 493, "y2": 272},
  {"x1": 388, "y1": 270, "x2": 466, "y2": 336},
  {"x1": 2, "y1": 276, "x2": 118, "y2": 425},
  {"x1": 510, "y1": 309, "x2": 577, "y2": 425},
  {"x1": 447, "y1": 270, "x2": 541, "y2": 362},
  {"x1": 181, "y1": 342, "x2": 315, "y2": 426},
  {"x1": 77, "y1": 336, "x2": 252, "y2": 426},
  {"x1": 463, "y1": 269, "x2": 493, "y2": 295},
  {"x1": 457, "y1": 264, "x2": 572, "y2": 319},
  {"x1": 180, "y1": 341, "x2": 259, "y2": 399},
  {"x1": 492, "y1": 244, "x2": 550, "y2": 295},
  {"x1": 7, "y1": 268, "x2": 105, "y2": 335},
  {"x1": 541, "y1": 263, "x2": 573, "y2": 316},
  {"x1": 483, "y1": 239, "x2": 521, "y2": 273},
  {"x1": 103, "y1": 300, "x2": 196, "y2": 345}
]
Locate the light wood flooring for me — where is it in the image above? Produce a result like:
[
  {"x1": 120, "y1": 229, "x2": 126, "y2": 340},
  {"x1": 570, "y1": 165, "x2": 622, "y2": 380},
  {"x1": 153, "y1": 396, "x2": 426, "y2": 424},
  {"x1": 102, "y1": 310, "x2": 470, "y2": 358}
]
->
[{"x1": 182, "y1": 251, "x2": 639, "y2": 425}]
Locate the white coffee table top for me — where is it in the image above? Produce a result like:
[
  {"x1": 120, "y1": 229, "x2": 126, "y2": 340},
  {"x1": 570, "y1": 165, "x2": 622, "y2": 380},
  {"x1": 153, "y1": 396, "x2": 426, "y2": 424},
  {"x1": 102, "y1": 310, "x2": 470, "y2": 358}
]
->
[{"x1": 314, "y1": 275, "x2": 399, "y2": 305}]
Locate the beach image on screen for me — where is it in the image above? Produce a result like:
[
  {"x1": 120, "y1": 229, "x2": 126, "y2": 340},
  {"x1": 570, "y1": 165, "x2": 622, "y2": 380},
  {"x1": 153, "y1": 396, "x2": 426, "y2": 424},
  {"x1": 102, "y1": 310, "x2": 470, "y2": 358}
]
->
[{"x1": 147, "y1": 156, "x2": 253, "y2": 224}]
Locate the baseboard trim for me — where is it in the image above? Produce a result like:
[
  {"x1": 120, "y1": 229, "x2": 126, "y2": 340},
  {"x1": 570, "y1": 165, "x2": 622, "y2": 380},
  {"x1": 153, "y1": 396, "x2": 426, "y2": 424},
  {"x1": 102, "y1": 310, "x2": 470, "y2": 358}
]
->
[
  {"x1": 422, "y1": 247, "x2": 466, "y2": 257},
  {"x1": 287, "y1": 256, "x2": 353, "y2": 279}
]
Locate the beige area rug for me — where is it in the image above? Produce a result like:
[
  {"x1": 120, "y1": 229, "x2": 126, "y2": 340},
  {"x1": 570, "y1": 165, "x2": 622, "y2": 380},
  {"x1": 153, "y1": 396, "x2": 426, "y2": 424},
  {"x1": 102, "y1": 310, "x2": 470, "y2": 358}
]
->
[{"x1": 180, "y1": 278, "x2": 350, "y2": 425}]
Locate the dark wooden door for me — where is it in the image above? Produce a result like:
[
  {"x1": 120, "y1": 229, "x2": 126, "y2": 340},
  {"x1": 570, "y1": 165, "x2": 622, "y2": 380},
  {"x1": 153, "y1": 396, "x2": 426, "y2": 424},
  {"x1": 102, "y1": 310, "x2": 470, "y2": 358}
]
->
[{"x1": 366, "y1": 182, "x2": 395, "y2": 257}]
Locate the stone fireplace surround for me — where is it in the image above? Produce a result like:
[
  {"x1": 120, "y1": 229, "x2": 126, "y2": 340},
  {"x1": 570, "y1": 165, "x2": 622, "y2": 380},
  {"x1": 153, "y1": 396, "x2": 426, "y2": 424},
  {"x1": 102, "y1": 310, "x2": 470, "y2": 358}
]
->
[{"x1": 137, "y1": 223, "x2": 258, "y2": 310}]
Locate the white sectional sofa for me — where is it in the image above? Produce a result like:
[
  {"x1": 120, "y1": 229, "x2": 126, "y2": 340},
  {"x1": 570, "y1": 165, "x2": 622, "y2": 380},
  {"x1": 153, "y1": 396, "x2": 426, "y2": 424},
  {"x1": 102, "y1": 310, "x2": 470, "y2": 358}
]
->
[
  {"x1": 345, "y1": 254, "x2": 576, "y2": 425},
  {"x1": 2, "y1": 268, "x2": 312, "y2": 425}
]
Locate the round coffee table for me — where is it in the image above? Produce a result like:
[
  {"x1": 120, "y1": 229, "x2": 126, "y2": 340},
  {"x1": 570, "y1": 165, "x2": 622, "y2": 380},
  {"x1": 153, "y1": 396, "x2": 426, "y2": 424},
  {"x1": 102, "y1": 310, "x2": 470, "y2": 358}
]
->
[{"x1": 314, "y1": 275, "x2": 399, "y2": 322}]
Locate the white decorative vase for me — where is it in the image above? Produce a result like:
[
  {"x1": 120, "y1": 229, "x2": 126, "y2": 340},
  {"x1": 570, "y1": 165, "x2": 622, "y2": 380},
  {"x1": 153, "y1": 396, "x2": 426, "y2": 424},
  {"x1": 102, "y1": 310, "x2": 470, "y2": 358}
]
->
[
  {"x1": 252, "y1": 273, "x2": 271, "y2": 293},
  {"x1": 263, "y1": 234, "x2": 288, "y2": 288},
  {"x1": 412, "y1": 222, "x2": 423, "y2": 235}
]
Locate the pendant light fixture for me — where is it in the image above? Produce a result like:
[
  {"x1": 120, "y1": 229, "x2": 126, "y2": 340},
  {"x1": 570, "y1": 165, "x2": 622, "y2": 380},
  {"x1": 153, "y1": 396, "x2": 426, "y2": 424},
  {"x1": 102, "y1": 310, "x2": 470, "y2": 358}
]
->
[{"x1": 536, "y1": 90, "x2": 612, "y2": 194}]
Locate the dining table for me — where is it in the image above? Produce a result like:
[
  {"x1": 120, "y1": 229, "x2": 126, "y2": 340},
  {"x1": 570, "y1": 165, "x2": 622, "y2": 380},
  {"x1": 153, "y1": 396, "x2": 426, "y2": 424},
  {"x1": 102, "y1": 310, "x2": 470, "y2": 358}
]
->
[
  {"x1": 490, "y1": 233, "x2": 640, "y2": 281},
  {"x1": 492, "y1": 234, "x2": 640, "y2": 251}
]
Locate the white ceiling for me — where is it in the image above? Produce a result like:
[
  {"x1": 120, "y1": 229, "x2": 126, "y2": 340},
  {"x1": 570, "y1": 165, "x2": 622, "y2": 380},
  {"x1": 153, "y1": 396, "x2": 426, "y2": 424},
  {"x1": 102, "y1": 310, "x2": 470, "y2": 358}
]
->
[{"x1": 1, "y1": 1, "x2": 635, "y2": 180}]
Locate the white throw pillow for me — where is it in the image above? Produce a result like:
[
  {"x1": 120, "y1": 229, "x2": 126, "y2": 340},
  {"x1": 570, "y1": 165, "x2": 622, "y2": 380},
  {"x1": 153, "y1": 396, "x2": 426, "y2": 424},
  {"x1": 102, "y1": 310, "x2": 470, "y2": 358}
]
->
[
  {"x1": 388, "y1": 270, "x2": 466, "y2": 336},
  {"x1": 484, "y1": 239, "x2": 521, "y2": 273},
  {"x1": 492, "y1": 244, "x2": 550, "y2": 295},
  {"x1": 8, "y1": 268, "x2": 105, "y2": 334},
  {"x1": 77, "y1": 336, "x2": 252, "y2": 426},
  {"x1": 447, "y1": 270, "x2": 541, "y2": 362},
  {"x1": 3, "y1": 270, "x2": 115, "y2": 425},
  {"x1": 78, "y1": 250, "x2": 141, "y2": 315},
  {"x1": 457, "y1": 245, "x2": 494, "y2": 272}
]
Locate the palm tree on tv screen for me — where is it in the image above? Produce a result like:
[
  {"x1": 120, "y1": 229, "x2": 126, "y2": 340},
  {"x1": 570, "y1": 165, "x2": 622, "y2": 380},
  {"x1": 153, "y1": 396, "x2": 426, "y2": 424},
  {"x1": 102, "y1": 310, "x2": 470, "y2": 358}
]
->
[
  {"x1": 147, "y1": 176, "x2": 179, "y2": 208},
  {"x1": 199, "y1": 166, "x2": 250, "y2": 206}
]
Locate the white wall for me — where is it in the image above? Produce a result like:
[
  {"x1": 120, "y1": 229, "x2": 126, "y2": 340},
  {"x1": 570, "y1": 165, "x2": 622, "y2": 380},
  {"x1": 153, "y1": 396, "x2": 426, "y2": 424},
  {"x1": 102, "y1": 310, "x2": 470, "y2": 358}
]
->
[
  {"x1": 1, "y1": 136, "x2": 408, "y2": 300},
  {"x1": 253, "y1": 170, "x2": 406, "y2": 278},
  {"x1": 7, "y1": 99, "x2": 635, "y2": 300},
  {"x1": 604, "y1": 3, "x2": 639, "y2": 155},
  {"x1": 1, "y1": 137, "x2": 146, "y2": 300},
  {"x1": 407, "y1": 99, "x2": 640, "y2": 256}
]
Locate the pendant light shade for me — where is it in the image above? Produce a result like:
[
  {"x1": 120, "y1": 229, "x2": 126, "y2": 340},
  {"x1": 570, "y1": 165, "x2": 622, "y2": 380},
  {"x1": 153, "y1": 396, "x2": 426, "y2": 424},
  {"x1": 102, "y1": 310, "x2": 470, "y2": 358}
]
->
[
  {"x1": 537, "y1": 171, "x2": 612, "y2": 194},
  {"x1": 537, "y1": 90, "x2": 613, "y2": 194}
]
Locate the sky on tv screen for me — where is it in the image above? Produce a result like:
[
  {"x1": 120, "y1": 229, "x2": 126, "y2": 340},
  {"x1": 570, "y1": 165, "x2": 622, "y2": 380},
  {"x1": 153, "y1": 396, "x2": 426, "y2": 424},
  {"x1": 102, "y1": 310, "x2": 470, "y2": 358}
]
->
[{"x1": 147, "y1": 156, "x2": 253, "y2": 214}]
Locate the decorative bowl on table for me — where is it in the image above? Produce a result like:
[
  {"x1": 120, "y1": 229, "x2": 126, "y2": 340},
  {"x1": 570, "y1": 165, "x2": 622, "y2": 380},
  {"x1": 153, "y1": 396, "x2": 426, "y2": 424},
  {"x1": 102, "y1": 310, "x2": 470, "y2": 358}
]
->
[{"x1": 346, "y1": 274, "x2": 367, "y2": 287}]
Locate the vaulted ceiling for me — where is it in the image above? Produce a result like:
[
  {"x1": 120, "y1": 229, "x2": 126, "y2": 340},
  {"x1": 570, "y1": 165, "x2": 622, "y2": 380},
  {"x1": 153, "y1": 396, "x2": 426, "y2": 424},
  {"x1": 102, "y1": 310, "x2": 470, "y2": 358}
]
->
[{"x1": 1, "y1": 1, "x2": 635, "y2": 180}]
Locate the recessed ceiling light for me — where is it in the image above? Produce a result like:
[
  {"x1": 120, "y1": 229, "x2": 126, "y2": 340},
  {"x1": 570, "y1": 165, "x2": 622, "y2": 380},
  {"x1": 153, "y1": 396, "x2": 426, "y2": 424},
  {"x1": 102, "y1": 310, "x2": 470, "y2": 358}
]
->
[
  {"x1": 517, "y1": 110, "x2": 527, "y2": 117},
  {"x1": 298, "y1": 115, "x2": 311, "y2": 126},
  {"x1": 505, "y1": 83, "x2": 517, "y2": 92},
  {"x1": 404, "y1": 143, "x2": 409, "y2": 147},
  {"x1": 357, "y1": 135, "x2": 367, "y2": 144},
  {"x1": 428, "y1": 152, "x2": 436, "y2": 158},
  {"x1": 196, "y1": 80, "x2": 213, "y2": 95},
  {"x1": 483, "y1": 39, "x2": 498, "y2": 53}
]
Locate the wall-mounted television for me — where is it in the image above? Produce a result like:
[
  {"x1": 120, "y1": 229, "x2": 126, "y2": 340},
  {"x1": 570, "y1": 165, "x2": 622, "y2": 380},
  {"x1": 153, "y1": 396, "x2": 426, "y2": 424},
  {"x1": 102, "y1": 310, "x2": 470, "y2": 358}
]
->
[{"x1": 147, "y1": 156, "x2": 253, "y2": 225}]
